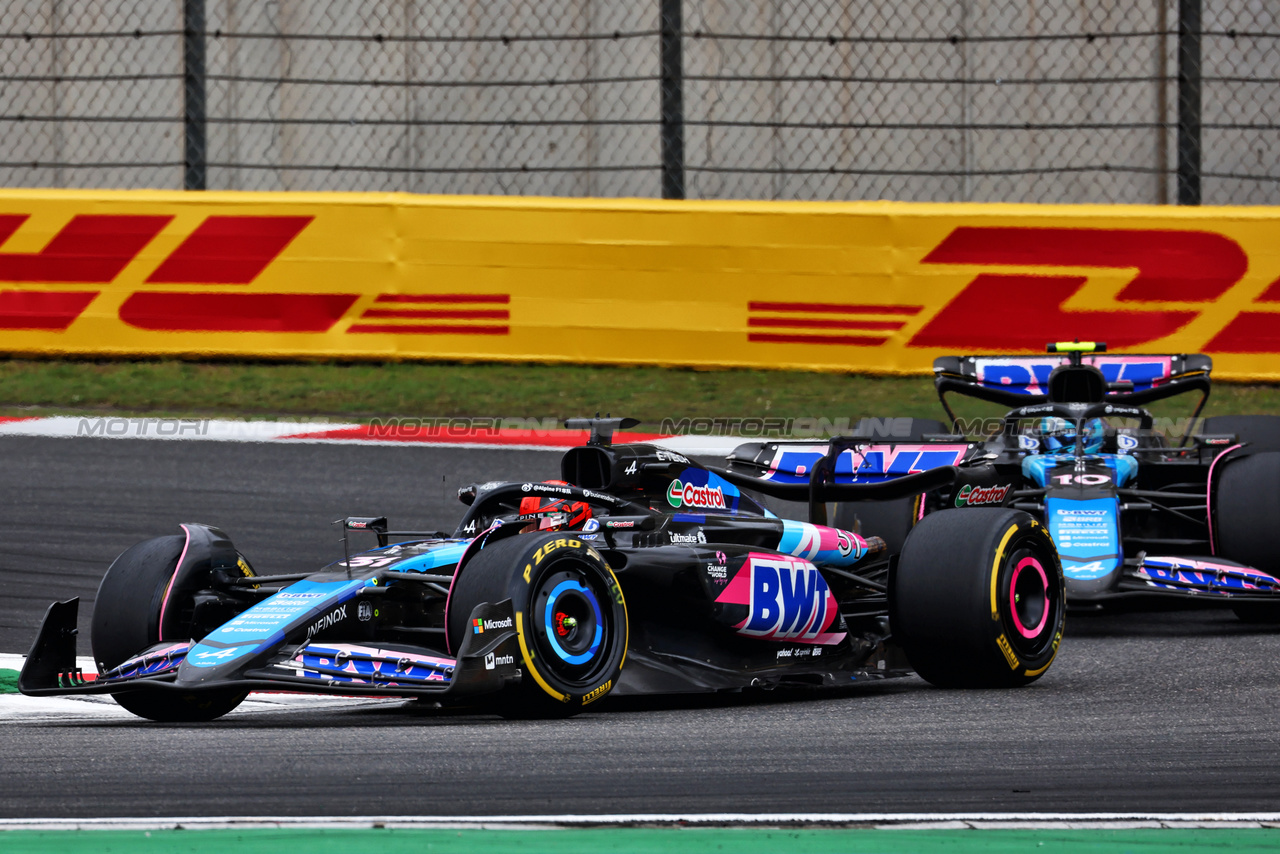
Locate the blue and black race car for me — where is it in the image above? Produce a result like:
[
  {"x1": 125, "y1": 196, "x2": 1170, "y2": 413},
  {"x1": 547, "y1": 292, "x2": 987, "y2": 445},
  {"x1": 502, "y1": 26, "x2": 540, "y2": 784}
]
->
[
  {"x1": 20, "y1": 418, "x2": 1063, "y2": 721},
  {"x1": 729, "y1": 343, "x2": 1280, "y2": 621}
]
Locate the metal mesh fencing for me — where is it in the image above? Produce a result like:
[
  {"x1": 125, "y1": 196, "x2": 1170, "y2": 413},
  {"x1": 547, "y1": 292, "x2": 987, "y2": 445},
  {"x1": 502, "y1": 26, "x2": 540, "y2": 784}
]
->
[
  {"x1": 0, "y1": 1, "x2": 184, "y2": 189},
  {"x1": 1202, "y1": 1, "x2": 1280, "y2": 204},
  {"x1": 686, "y1": 0, "x2": 1247, "y2": 204},
  {"x1": 203, "y1": 1, "x2": 658, "y2": 196},
  {"x1": 0, "y1": 0, "x2": 1277, "y2": 204}
]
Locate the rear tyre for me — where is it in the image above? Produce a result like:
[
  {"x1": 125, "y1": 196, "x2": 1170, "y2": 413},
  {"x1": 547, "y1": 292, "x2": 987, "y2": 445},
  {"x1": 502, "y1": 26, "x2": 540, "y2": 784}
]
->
[
  {"x1": 832, "y1": 418, "x2": 947, "y2": 553},
  {"x1": 447, "y1": 533, "x2": 628, "y2": 717},
  {"x1": 1199, "y1": 415, "x2": 1280, "y2": 452},
  {"x1": 891, "y1": 508, "x2": 1064, "y2": 688},
  {"x1": 1213, "y1": 451, "x2": 1280, "y2": 623},
  {"x1": 91, "y1": 533, "x2": 250, "y2": 722}
]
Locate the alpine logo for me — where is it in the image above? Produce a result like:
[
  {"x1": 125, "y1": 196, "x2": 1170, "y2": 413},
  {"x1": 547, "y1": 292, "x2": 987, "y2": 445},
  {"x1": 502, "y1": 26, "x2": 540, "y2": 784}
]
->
[
  {"x1": 667, "y1": 480, "x2": 726, "y2": 510},
  {"x1": 955, "y1": 483, "x2": 1011, "y2": 507}
]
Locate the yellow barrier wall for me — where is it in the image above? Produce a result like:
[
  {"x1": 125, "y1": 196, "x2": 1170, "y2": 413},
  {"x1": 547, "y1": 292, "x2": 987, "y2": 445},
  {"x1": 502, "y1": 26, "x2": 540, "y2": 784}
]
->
[{"x1": 2, "y1": 188, "x2": 1280, "y2": 380}]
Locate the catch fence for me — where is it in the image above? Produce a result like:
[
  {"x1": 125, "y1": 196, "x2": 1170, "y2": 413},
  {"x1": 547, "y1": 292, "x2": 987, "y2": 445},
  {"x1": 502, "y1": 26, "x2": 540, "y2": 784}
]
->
[{"x1": 2, "y1": 0, "x2": 1277, "y2": 204}]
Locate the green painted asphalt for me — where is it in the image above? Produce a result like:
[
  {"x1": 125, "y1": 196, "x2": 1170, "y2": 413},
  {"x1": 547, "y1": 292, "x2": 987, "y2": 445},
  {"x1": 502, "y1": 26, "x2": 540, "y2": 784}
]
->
[
  {"x1": 1, "y1": 828, "x2": 1276, "y2": 854},
  {"x1": 0, "y1": 668, "x2": 17, "y2": 694}
]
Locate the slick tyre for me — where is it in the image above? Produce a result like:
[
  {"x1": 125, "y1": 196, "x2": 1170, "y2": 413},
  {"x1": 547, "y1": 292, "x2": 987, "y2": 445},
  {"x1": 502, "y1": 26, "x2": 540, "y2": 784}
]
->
[
  {"x1": 1200, "y1": 415, "x2": 1280, "y2": 453},
  {"x1": 833, "y1": 419, "x2": 946, "y2": 553},
  {"x1": 447, "y1": 532, "x2": 628, "y2": 717},
  {"x1": 891, "y1": 508, "x2": 1064, "y2": 688},
  {"x1": 1213, "y1": 451, "x2": 1280, "y2": 623},
  {"x1": 92, "y1": 533, "x2": 250, "y2": 722}
]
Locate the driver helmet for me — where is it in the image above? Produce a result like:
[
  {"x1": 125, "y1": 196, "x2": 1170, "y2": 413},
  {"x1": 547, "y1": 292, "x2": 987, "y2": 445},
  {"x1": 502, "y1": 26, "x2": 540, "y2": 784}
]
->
[
  {"x1": 1039, "y1": 416, "x2": 1105, "y2": 454},
  {"x1": 518, "y1": 480, "x2": 593, "y2": 533}
]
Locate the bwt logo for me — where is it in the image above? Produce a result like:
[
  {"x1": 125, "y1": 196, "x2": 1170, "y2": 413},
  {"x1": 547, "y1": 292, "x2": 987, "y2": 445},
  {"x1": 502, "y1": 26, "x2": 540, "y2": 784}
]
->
[
  {"x1": 739, "y1": 558, "x2": 834, "y2": 642},
  {"x1": 973, "y1": 356, "x2": 1173, "y2": 396}
]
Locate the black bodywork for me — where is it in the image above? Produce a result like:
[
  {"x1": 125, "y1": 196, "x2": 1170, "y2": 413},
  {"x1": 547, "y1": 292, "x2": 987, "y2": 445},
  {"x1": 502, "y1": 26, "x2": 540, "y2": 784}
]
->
[
  {"x1": 729, "y1": 346, "x2": 1280, "y2": 610},
  {"x1": 22, "y1": 418, "x2": 1018, "y2": 715}
]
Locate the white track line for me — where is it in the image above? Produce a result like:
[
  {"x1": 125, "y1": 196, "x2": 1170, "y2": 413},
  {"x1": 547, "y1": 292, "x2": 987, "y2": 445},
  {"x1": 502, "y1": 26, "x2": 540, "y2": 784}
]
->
[
  {"x1": 0, "y1": 416, "x2": 348, "y2": 441},
  {"x1": 0, "y1": 417, "x2": 741, "y2": 455},
  {"x1": 1, "y1": 814, "x2": 1279, "y2": 831}
]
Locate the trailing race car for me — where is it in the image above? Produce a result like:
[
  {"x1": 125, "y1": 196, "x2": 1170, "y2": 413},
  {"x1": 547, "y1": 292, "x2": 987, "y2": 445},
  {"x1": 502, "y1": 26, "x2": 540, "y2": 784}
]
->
[
  {"x1": 20, "y1": 418, "x2": 1064, "y2": 722},
  {"x1": 728, "y1": 343, "x2": 1280, "y2": 622}
]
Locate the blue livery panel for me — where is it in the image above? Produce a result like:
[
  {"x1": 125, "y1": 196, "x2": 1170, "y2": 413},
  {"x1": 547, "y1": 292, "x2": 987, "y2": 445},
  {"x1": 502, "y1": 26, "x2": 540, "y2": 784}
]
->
[
  {"x1": 1046, "y1": 496, "x2": 1121, "y2": 581},
  {"x1": 185, "y1": 578, "x2": 366, "y2": 668}
]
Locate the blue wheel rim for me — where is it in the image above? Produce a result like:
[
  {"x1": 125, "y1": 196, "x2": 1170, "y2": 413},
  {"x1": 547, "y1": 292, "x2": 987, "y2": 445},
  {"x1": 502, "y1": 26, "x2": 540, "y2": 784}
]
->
[{"x1": 542, "y1": 579, "x2": 604, "y2": 665}]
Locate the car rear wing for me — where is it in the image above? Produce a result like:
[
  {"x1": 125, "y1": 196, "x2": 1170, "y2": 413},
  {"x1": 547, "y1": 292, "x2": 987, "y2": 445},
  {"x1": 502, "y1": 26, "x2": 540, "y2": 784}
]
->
[
  {"x1": 934, "y1": 352, "x2": 1212, "y2": 406},
  {"x1": 933, "y1": 352, "x2": 1213, "y2": 432},
  {"x1": 726, "y1": 438, "x2": 979, "y2": 486},
  {"x1": 718, "y1": 435, "x2": 980, "y2": 523}
]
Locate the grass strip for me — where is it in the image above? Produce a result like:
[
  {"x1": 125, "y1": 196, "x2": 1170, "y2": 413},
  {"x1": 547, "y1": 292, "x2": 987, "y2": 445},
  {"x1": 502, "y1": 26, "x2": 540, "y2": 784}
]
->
[
  {"x1": 0, "y1": 827, "x2": 1276, "y2": 854},
  {"x1": 0, "y1": 669, "x2": 17, "y2": 694},
  {"x1": 1, "y1": 359, "x2": 1278, "y2": 429}
]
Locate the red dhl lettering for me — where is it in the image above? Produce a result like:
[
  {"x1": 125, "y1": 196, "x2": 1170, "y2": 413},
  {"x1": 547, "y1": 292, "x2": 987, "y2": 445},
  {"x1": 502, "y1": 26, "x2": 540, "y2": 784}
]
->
[
  {"x1": 6, "y1": 214, "x2": 1280, "y2": 357},
  {"x1": 0, "y1": 214, "x2": 171, "y2": 283},
  {"x1": 146, "y1": 215, "x2": 312, "y2": 284},
  {"x1": 0, "y1": 213, "x2": 324, "y2": 332},
  {"x1": 349, "y1": 293, "x2": 511, "y2": 336},
  {"x1": 909, "y1": 227, "x2": 1247, "y2": 351},
  {"x1": 746, "y1": 226, "x2": 1280, "y2": 355}
]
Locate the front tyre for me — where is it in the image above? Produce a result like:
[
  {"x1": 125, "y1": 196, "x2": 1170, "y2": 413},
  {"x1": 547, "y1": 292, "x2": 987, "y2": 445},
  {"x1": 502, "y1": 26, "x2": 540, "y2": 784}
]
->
[
  {"x1": 91, "y1": 531, "x2": 251, "y2": 721},
  {"x1": 891, "y1": 508, "x2": 1064, "y2": 688},
  {"x1": 447, "y1": 533, "x2": 628, "y2": 717}
]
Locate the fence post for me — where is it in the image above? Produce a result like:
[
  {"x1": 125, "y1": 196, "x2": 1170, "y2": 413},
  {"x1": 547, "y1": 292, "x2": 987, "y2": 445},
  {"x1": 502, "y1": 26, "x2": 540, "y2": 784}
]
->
[
  {"x1": 1176, "y1": 0, "x2": 1201, "y2": 205},
  {"x1": 183, "y1": 0, "x2": 208, "y2": 190},
  {"x1": 659, "y1": 0, "x2": 685, "y2": 199}
]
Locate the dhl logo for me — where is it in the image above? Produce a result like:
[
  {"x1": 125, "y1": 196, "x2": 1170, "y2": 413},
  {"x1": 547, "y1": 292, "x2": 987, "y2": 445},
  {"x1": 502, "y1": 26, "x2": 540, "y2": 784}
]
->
[
  {"x1": 5, "y1": 210, "x2": 1279, "y2": 366},
  {"x1": 0, "y1": 213, "x2": 508, "y2": 336},
  {"x1": 748, "y1": 226, "x2": 1277, "y2": 354}
]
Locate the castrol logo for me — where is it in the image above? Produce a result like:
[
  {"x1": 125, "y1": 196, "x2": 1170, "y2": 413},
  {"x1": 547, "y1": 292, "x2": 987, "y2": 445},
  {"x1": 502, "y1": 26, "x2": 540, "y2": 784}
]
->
[
  {"x1": 667, "y1": 480, "x2": 726, "y2": 510},
  {"x1": 955, "y1": 483, "x2": 1011, "y2": 507}
]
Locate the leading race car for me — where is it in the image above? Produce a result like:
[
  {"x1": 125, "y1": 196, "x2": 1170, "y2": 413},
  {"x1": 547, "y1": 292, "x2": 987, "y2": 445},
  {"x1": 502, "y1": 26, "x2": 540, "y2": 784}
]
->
[
  {"x1": 728, "y1": 343, "x2": 1280, "y2": 622},
  {"x1": 20, "y1": 418, "x2": 1064, "y2": 721}
]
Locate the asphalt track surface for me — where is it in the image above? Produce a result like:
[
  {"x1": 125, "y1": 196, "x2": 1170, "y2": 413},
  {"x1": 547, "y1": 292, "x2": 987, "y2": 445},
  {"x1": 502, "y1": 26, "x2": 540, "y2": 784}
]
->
[{"x1": 2, "y1": 436, "x2": 1280, "y2": 818}]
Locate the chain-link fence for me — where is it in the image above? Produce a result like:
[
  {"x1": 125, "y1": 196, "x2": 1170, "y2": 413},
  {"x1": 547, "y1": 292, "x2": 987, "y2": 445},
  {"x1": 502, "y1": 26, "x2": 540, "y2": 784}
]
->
[{"x1": 2, "y1": 1, "x2": 1277, "y2": 204}]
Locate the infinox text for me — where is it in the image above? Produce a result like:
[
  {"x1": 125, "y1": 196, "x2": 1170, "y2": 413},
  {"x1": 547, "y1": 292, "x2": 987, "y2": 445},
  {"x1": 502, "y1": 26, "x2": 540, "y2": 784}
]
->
[{"x1": 305, "y1": 604, "x2": 348, "y2": 639}]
